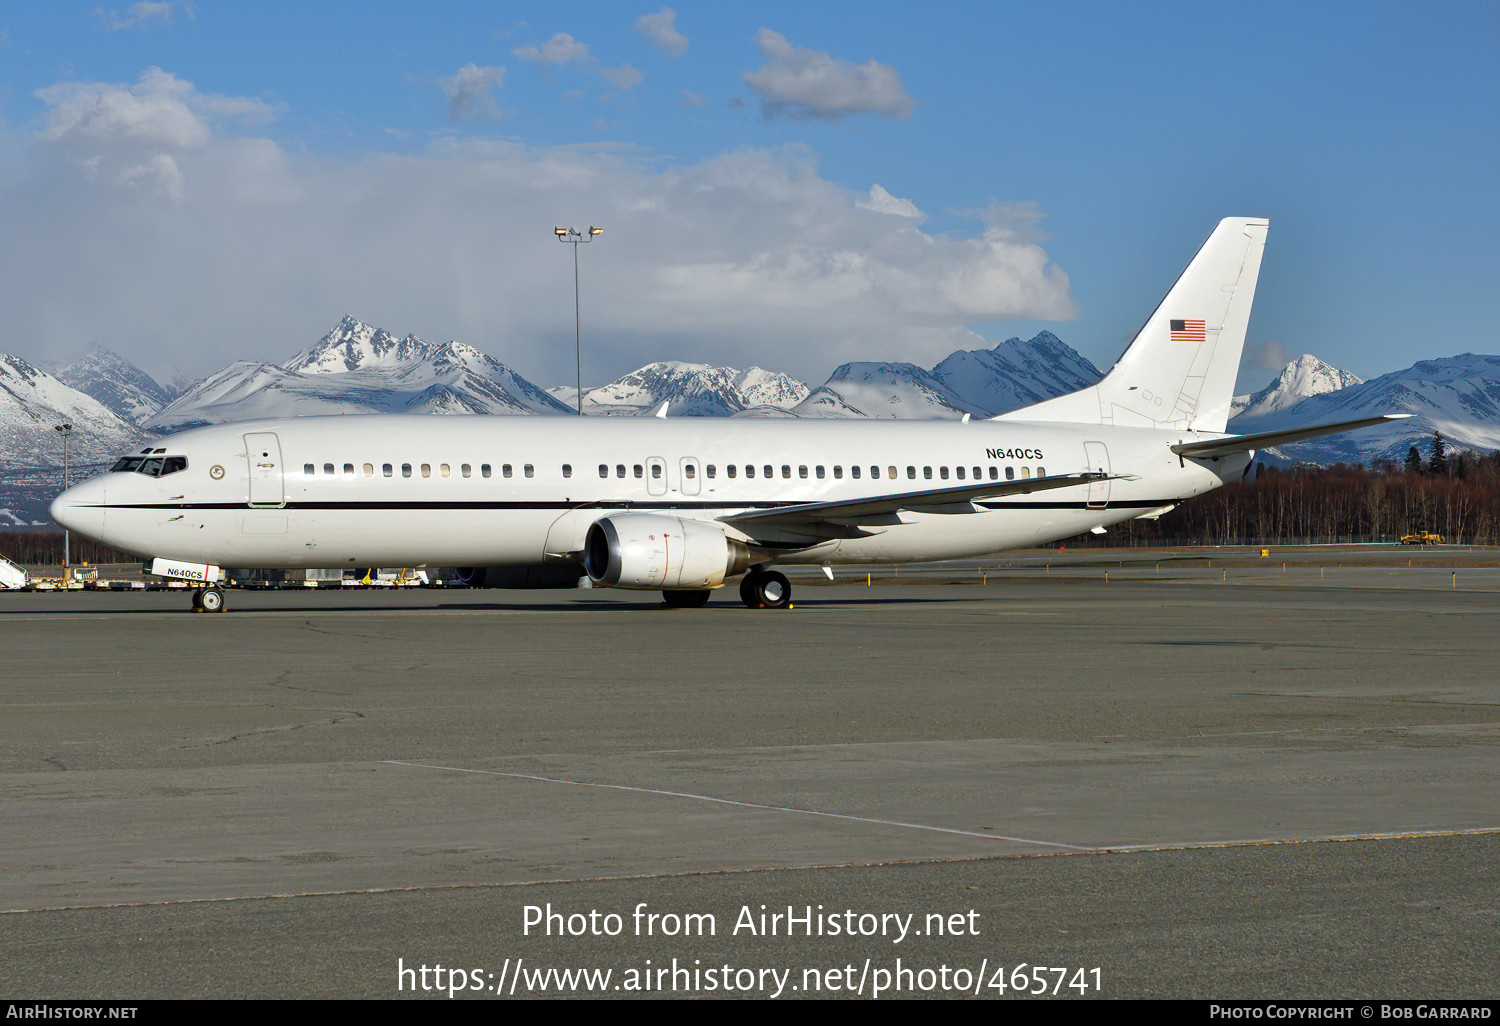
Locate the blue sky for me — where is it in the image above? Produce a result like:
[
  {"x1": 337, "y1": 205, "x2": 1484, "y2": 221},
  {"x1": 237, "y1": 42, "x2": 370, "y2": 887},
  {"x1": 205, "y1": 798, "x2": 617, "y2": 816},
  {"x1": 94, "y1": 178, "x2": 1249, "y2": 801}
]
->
[{"x1": 1, "y1": 1, "x2": 1495, "y2": 390}]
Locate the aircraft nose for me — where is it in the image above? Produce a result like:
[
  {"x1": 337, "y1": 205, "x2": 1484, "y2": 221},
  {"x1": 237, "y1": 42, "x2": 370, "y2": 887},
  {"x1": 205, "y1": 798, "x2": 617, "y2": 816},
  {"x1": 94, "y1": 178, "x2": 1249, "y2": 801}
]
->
[{"x1": 50, "y1": 477, "x2": 107, "y2": 539}]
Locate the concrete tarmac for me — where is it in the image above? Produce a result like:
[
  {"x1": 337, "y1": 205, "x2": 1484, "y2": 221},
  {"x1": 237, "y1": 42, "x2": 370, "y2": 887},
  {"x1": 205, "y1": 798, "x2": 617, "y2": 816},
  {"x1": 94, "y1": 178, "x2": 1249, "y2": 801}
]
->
[{"x1": 1, "y1": 564, "x2": 1497, "y2": 999}]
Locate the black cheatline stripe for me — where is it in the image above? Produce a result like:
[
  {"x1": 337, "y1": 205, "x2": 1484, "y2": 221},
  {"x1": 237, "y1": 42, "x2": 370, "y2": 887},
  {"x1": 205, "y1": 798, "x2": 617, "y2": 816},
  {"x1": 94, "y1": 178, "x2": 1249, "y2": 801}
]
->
[{"x1": 85, "y1": 498, "x2": 1177, "y2": 513}]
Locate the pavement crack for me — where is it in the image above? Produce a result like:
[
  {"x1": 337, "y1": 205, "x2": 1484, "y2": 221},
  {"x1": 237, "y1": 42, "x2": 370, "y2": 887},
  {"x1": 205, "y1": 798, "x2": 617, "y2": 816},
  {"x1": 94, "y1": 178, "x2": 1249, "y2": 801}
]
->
[{"x1": 174, "y1": 709, "x2": 365, "y2": 750}]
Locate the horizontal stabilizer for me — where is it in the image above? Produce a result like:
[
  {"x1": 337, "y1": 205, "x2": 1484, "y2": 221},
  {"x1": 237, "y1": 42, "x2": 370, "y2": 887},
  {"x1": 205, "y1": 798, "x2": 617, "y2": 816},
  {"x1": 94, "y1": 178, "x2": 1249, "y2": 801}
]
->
[{"x1": 1170, "y1": 414, "x2": 1414, "y2": 459}]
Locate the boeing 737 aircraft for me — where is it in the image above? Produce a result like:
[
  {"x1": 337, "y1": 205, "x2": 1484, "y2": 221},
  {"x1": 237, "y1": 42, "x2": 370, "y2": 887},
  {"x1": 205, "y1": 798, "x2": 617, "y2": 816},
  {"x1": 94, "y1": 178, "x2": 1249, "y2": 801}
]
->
[{"x1": 51, "y1": 217, "x2": 1405, "y2": 612}]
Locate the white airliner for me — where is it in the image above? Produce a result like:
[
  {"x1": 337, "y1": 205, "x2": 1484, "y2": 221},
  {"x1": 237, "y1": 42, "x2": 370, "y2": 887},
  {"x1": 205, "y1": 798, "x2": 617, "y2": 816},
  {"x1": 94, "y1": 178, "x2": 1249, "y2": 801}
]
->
[{"x1": 51, "y1": 217, "x2": 1404, "y2": 612}]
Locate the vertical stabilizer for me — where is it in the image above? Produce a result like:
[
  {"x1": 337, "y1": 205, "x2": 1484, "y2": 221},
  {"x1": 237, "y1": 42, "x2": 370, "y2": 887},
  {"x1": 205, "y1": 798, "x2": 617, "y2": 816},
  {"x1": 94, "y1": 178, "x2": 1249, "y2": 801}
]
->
[{"x1": 997, "y1": 216, "x2": 1268, "y2": 432}]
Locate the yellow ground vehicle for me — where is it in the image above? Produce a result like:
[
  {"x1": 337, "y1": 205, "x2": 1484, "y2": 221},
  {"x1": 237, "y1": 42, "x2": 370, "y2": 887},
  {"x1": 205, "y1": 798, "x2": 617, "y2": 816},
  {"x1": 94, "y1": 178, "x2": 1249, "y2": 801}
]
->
[{"x1": 1400, "y1": 531, "x2": 1444, "y2": 545}]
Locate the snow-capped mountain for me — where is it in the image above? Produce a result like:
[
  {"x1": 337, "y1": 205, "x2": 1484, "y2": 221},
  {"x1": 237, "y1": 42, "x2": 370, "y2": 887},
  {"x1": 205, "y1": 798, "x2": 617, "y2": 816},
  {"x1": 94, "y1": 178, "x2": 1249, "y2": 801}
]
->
[
  {"x1": 1232, "y1": 354, "x2": 1363, "y2": 419},
  {"x1": 790, "y1": 332, "x2": 1103, "y2": 421},
  {"x1": 50, "y1": 344, "x2": 178, "y2": 424},
  {"x1": 283, "y1": 316, "x2": 431, "y2": 374},
  {"x1": 0, "y1": 355, "x2": 153, "y2": 467},
  {"x1": 932, "y1": 331, "x2": 1104, "y2": 416},
  {"x1": 794, "y1": 362, "x2": 982, "y2": 419},
  {"x1": 1231, "y1": 353, "x2": 1500, "y2": 465},
  {"x1": 553, "y1": 362, "x2": 811, "y2": 417},
  {"x1": 0, "y1": 355, "x2": 156, "y2": 524},
  {"x1": 148, "y1": 317, "x2": 571, "y2": 430}
]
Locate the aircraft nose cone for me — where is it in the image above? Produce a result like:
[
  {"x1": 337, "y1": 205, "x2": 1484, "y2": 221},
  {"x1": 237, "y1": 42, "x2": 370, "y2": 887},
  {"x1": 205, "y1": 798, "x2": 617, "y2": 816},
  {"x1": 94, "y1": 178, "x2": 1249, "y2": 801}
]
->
[{"x1": 50, "y1": 478, "x2": 107, "y2": 540}]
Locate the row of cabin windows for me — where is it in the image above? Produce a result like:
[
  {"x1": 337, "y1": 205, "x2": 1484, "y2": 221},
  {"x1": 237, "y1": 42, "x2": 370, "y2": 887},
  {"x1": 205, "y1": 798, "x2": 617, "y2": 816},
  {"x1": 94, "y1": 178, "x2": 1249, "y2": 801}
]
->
[
  {"x1": 305, "y1": 462, "x2": 1045, "y2": 483},
  {"x1": 303, "y1": 462, "x2": 534, "y2": 479}
]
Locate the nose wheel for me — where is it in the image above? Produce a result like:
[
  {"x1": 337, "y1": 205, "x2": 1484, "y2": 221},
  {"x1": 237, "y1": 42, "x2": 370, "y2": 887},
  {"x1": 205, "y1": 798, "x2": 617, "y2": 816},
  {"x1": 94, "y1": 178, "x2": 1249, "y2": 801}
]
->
[
  {"x1": 738, "y1": 569, "x2": 791, "y2": 609},
  {"x1": 191, "y1": 587, "x2": 226, "y2": 613}
]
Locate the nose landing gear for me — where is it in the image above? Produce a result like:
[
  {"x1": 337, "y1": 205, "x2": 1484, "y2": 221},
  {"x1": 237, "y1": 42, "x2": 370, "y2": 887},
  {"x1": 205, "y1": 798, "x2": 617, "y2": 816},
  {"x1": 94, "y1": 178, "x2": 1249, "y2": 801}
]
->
[{"x1": 191, "y1": 587, "x2": 226, "y2": 613}]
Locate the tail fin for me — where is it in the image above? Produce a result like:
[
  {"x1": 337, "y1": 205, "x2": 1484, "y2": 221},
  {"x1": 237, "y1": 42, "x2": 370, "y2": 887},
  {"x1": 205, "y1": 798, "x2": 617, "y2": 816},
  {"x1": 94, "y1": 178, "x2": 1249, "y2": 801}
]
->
[{"x1": 997, "y1": 216, "x2": 1269, "y2": 432}]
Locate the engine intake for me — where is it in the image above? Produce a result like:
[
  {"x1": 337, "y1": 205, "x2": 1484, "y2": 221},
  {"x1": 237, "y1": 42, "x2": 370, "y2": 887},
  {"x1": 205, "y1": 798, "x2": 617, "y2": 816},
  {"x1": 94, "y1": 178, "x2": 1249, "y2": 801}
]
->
[{"x1": 585, "y1": 514, "x2": 753, "y2": 590}]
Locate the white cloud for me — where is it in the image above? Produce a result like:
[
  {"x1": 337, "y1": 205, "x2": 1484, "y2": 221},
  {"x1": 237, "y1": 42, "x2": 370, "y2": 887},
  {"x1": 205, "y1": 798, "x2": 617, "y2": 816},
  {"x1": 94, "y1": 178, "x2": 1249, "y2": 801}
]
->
[
  {"x1": 7, "y1": 70, "x2": 1071, "y2": 388},
  {"x1": 35, "y1": 66, "x2": 278, "y2": 149},
  {"x1": 680, "y1": 90, "x2": 707, "y2": 107},
  {"x1": 602, "y1": 64, "x2": 642, "y2": 92},
  {"x1": 857, "y1": 184, "x2": 924, "y2": 221},
  {"x1": 439, "y1": 64, "x2": 507, "y2": 122},
  {"x1": 635, "y1": 8, "x2": 688, "y2": 57},
  {"x1": 742, "y1": 29, "x2": 914, "y2": 121},
  {"x1": 93, "y1": 2, "x2": 175, "y2": 31},
  {"x1": 513, "y1": 32, "x2": 591, "y2": 66}
]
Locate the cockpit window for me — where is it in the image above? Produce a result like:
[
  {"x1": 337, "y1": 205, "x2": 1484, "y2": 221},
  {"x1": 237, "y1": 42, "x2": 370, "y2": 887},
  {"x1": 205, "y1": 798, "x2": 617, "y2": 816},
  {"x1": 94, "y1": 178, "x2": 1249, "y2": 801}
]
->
[{"x1": 111, "y1": 455, "x2": 188, "y2": 477}]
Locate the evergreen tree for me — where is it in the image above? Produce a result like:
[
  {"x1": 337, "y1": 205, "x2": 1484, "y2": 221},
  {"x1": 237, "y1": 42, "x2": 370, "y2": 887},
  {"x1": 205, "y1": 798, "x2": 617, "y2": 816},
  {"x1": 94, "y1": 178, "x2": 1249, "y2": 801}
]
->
[
  {"x1": 1429, "y1": 431, "x2": 1449, "y2": 476},
  {"x1": 1406, "y1": 446, "x2": 1424, "y2": 474}
]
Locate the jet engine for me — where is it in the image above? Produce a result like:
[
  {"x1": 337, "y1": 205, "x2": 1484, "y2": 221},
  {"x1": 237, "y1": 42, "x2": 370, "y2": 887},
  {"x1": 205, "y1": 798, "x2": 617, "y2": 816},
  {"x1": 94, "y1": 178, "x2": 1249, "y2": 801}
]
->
[{"x1": 584, "y1": 514, "x2": 754, "y2": 590}]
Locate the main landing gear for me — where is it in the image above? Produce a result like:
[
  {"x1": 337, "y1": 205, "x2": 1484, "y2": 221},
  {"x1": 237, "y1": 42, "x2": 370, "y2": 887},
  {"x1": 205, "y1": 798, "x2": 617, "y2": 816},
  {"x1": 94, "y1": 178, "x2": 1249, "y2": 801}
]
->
[
  {"x1": 191, "y1": 587, "x2": 226, "y2": 614},
  {"x1": 738, "y1": 568, "x2": 791, "y2": 609}
]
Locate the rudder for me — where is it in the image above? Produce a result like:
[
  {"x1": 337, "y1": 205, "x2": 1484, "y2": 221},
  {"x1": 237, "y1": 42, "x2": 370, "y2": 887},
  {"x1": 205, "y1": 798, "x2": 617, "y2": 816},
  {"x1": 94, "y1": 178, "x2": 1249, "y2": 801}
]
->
[{"x1": 998, "y1": 216, "x2": 1268, "y2": 432}]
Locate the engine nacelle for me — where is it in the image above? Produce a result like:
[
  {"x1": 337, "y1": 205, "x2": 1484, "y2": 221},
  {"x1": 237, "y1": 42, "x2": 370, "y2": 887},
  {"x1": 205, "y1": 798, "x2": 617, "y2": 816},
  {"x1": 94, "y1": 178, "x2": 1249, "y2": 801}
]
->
[
  {"x1": 453, "y1": 565, "x2": 586, "y2": 589},
  {"x1": 584, "y1": 514, "x2": 753, "y2": 590}
]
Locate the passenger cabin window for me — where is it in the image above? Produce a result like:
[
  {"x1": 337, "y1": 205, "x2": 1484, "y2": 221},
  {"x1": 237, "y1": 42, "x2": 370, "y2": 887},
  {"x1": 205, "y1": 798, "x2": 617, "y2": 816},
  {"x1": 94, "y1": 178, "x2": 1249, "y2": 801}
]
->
[
  {"x1": 481, "y1": 464, "x2": 492, "y2": 478},
  {"x1": 685, "y1": 464, "x2": 696, "y2": 479},
  {"x1": 344, "y1": 463, "x2": 355, "y2": 478},
  {"x1": 833, "y1": 466, "x2": 842, "y2": 479},
  {"x1": 851, "y1": 466, "x2": 860, "y2": 479},
  {"x1": 383, "y1": 464, "x2": 393, "y2": 478},
  {"x1": 727, "y1": 465, "x2": 737, "y2": 479},
  {"x1": 524, "y1": 464, "x2": 534, "y2": 478},
  {"x1": 421, "y1": 464, "x2": 431, "y2": 478},
  {"x1": 781, "y1": 465, "x2": 791, "y2": 479},
  {"x1": 462, "y1": 464, "x2": 472, "y2": 478},
  {"x1": 745, "y1": 465, "x2": 755, "y2": 479},
  {"x1": 402, "y1": 464, "x2": 413, "y2": 478},
  {"x1": 503, "y1": 465, "x2": 513, "y2": 478},
  {"x1": 1020, "y1": 467, "x2": 1031, "y2": 479},
  {"x1": 634, "y1": 465, "x2": 643, "y2": 478},
  {"x1": 907, "y1": 466, "x2": 916, "y2": 480},
  {"x1": 441, "y1": 464, "x2": 451, "y2": 478},
  {"x1": 888, "y1": 467, "x2": 897, "y2": 479},
  {"x1": 650, "y1": 464, "x2": 661, "y2": 479},
  {"x1": 616, "y1": 464, "x2": 626, "y2": 478},
  {"x1": 562, "y1": 464, "x2": 572, "y2": 479},
  {"x1": 1005, "y1": 467, "x2": 1015, "y2": 480},
  {"x1": 798, "y1": 466, "x2": 807, "y2": 479},
  {"x1": 324, "y1": 463, "x2": 335, "y2": 476},
  {"x1": 706, "y1": 465, "x2": 716, "y2": 479},
  {"x1": 363, "y1": 464, "x2": 374, "y2": 478},
  {"x1": 303, "y1": 463, "x2": 315, "y2": 476},
  {"x1": 599, "y1": 464, "x2": 609, "y2": 478}
]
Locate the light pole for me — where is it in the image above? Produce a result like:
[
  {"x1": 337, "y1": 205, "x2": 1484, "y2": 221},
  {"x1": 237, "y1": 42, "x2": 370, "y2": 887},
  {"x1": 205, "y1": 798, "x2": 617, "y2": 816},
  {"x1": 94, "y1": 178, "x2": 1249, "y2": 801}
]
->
[
  {"x1": 554, "y1": 225, "x2": 603, "y2": 416},
  {"x1": 54, "y1": 423, "x2": 72, "y2": 576}
]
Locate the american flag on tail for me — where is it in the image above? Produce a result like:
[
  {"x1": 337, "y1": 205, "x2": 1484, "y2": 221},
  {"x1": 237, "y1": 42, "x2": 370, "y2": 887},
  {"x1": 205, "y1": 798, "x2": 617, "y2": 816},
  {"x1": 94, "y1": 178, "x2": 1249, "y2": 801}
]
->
[{"x1": 1170, "y1": 318, "x2": 1206, "y2": 342}]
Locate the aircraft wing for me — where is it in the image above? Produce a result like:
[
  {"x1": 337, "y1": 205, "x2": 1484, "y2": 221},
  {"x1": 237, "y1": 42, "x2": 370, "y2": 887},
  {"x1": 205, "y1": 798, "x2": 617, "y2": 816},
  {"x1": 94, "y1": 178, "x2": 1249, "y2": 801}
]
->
[
  {"x1": 1170, "y1": 414, "x2": 1414, "y2": 459},
  {"x1": 721, "y1": 471, "x2": 1117, "y2": 537}
]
